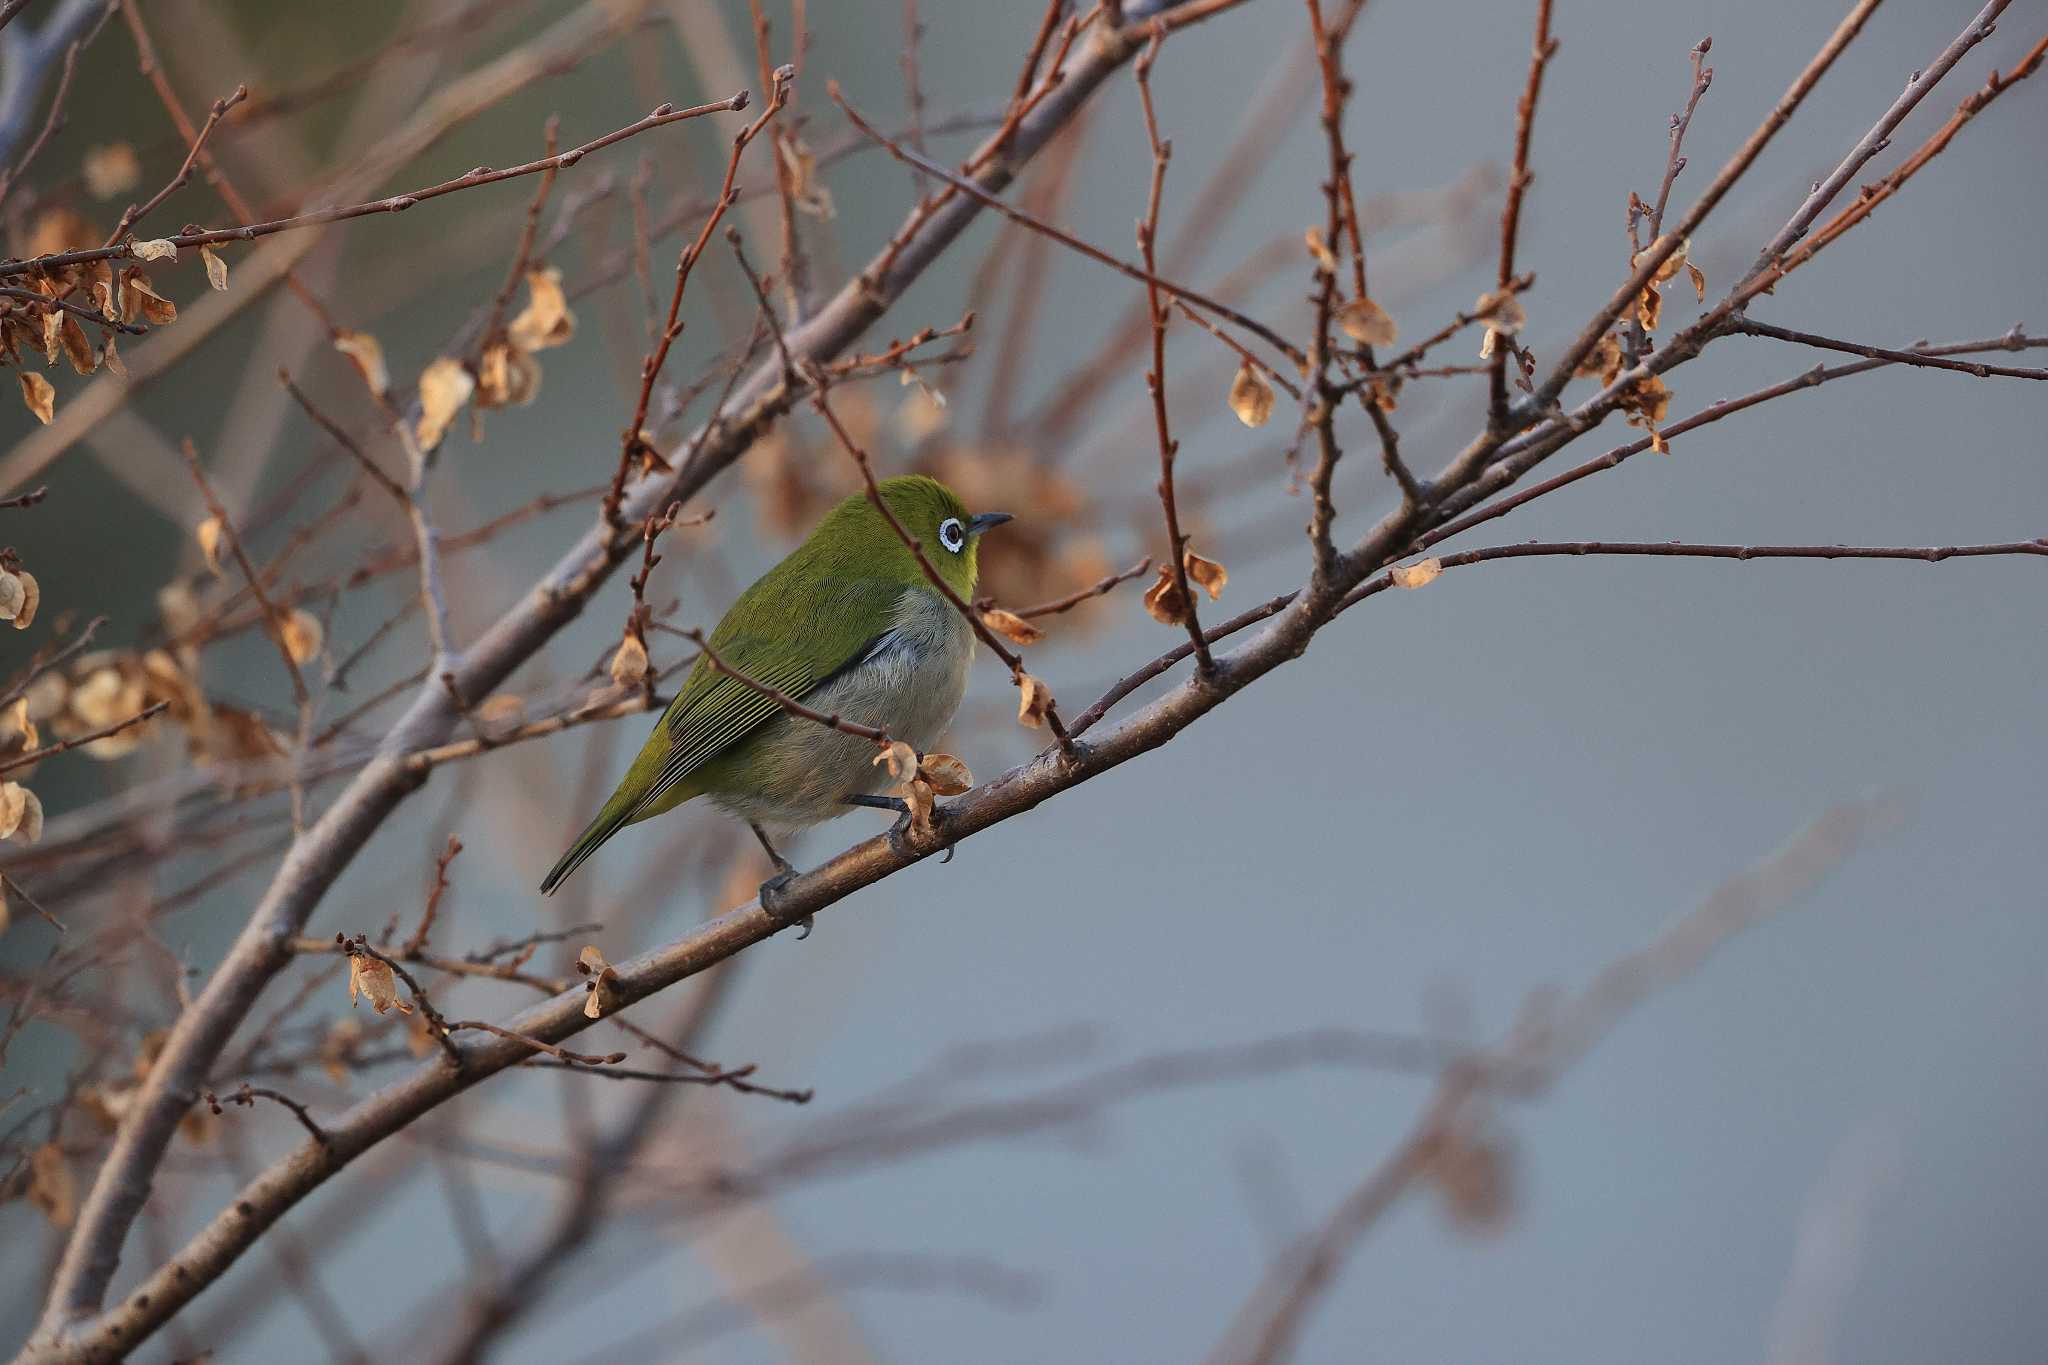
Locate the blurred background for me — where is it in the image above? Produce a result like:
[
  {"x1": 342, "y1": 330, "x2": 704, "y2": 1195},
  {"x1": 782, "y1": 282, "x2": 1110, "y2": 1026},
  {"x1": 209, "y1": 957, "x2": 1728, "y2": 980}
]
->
[{"x1": 2, "y1": 0, "x2": 2045, "y2": 1361}]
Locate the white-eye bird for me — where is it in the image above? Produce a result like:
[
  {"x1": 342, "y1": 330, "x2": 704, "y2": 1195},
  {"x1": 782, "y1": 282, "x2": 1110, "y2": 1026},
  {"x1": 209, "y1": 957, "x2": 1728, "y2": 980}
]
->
[{"x1": 540, "y1": 475, "x2": 1010, "y2": 896}]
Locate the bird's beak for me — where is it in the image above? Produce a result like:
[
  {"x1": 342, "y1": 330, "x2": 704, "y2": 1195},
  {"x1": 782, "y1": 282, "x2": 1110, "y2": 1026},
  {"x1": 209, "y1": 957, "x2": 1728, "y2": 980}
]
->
[{"x1": 967, "y1": 511, "x2": 1014, "y2": 536}]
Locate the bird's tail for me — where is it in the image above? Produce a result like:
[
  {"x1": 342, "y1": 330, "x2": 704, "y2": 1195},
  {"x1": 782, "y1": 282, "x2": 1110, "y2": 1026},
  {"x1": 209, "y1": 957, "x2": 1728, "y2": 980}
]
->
[{"x1": 539, "y1": 788, "x2": 639, "y2": 895}]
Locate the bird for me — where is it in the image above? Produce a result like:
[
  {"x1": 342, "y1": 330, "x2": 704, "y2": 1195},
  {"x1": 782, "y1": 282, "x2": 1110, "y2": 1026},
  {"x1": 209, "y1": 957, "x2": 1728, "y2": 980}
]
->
[{"x1": 540, "y1": 475, "x2": 1011, "y2": 900}]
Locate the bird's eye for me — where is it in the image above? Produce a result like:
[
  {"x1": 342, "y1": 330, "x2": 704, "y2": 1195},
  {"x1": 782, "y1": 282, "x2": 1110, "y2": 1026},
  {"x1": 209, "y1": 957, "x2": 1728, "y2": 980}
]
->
[{"x1": 938, "y1": 517, "x2": 965, "y2": 553}]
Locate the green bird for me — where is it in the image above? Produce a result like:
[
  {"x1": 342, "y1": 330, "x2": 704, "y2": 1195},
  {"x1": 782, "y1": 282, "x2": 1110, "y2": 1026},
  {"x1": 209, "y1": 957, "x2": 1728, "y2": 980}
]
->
[{"x1": 540, "y1": 475, "x2": 1011, "y2": 897}]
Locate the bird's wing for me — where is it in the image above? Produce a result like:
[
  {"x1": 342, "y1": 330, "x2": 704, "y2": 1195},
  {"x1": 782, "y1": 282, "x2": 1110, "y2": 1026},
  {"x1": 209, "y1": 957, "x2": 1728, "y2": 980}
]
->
[{"x1": 632, "y1": 576, "x2": 905, "y2": 816}]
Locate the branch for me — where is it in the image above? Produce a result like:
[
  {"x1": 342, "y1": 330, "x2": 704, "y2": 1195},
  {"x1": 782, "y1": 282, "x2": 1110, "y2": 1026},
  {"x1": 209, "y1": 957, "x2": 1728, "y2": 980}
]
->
[
  {"x1": 0, "y1": 95, "x2": 752, "y2": 278},
  {"x1": 28, "y1": 10, "x2": 1223, "y2": 1352}
]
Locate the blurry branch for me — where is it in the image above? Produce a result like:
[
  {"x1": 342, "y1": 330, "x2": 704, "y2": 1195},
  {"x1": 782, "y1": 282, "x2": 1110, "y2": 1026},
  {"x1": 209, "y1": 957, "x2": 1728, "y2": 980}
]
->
[
  {"x1": 0, "y1": 0, "x2": 111, "y2": 194},
  {"x1": 1206, "y1": 796, "x2": 1899, "y2": 1365},
  {"x1": 1, "y1": 94, "x2": 752, "y2": 277}
]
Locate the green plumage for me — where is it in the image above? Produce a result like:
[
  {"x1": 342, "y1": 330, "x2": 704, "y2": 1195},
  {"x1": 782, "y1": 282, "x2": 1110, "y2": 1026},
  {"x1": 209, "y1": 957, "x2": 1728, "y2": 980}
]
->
[{"x1": 540, "y1": 476, "x2": 1001, "y2": 894}]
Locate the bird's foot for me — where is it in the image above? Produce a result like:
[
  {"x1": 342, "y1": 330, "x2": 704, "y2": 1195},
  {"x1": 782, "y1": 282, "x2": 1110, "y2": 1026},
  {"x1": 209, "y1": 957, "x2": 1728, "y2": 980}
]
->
[{"x1": 757, "y1": 866, "x2": 811, "y2": 939}]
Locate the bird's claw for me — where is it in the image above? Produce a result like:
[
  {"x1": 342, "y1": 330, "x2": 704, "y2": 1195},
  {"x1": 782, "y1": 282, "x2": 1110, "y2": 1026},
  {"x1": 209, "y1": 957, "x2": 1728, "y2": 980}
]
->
[
  {"x1": 888, "y1": 804, "x2": 959, "y2": 864},
  {"x1": 757, "y1": 867, "x2": 811, "y2": 938}
]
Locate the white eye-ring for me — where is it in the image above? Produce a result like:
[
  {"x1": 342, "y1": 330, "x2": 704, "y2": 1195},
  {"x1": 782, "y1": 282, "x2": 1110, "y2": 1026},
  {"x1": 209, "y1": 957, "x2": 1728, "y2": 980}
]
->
[{"x1": 938, "y1": 517, "x2": 966, "y2": 554}]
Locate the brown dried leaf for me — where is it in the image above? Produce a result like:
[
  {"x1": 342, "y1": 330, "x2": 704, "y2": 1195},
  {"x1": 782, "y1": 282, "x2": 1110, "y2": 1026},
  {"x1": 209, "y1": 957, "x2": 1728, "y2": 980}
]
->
[
  {"x1": 1227, "y1": 361, "x2": 1275, "y2": 428},
  {"x1": 1621, "y1": 373, "x2": 1671, "y2": 430},
  {"x1": 1015, "y1": 672, "x2": 1054, "y2": 728},
  {"x1": 475, "y1": 340, "x2": 541, "y2": 409},
  {"x1": 26, "y1": 206, "x2": 93, "y2": 257},
  {"x1": 347, "y1": 951, "x2": 411, "y2": 1015},
  {"x1": 0, "y1": 571, "x2": 21, "y2": 621},
  {"x1": 82, "y1": 143, "x2": 141, "y2": 199},
  {"x1": 607, "y1": 632, "x2": 649, "y2": 687},
  {"x1": 195, "y1": 515, "x2": 224, "y2": 576},
  {"x1": 1389, "y1": 557, "x2": 1443, "y2": 589},
  {"x1": 120, "y1": 269, "x2": 175, "y2": 325},
  {"x1": 778, "y1": 134, "x2": 836, "y2": 219},
  {"x1": 1429, "y1": 1129, "x2": 1514, "y2": 1235},
  {"x1": 917, "y1": 752, "x2": 973, "y2": 796},
  {"x1": 1335, "y1": 296, "x2": 1398, "y2": 347},
  {"x1": 320, "y1": 1017, "x2": 363, "y2": 1083},
  {"x1": 979, "y1": 607, "x2": 1045, "y2": 646},
  {"x1": 279, "y1": 609, "x2": 322, "y2": 665},
  {"x1": 200, "y1": 245, "x2": 228, "y2": 292},
  {"x1": 10, "y1": 570, "x2": 38, "y2": 630},
  {"x1": 1686, "y1": 261, "x2": 1706, "y2": 303},
  {"x1": 506, "y1": 265, "x2": 575, "y2": 352},
  {"x1": 56, "y1": 315, "x2": 93, "y2": 374},
  {"x1": 903, "y1": 775, "x2": 938, "y2": 837},
  {"x1": 0, "y1": 781, "x2": 43, "y2": 843},
  {"x1": 872, "y1": 738, "x2": 918, "y2": 782},
  {"x1": 1574, "y1": 332, "x2": 1623, "y2": 384},
  {"x1": 1475, "y1": 288, "x2": 1527, "y2": 335},
  {"x1": 101, "y1": 334, "x2": 125, "y2": 377},
  {"x1": 18, "y1": 371, "x2": 54, "y2": 425},
  {"x1": 1303, "y1": 225, "x2": 1337, "y2": 273},
  {"x1": 1141, "y1": 562, "x2": 1191, "y2": 625},
  {"x1": 27, "y1": 1143, "x2": 75, "y2": 1228},
  {"x1": 415, "y1": 356, "x2": 474, "y2": 452},
  {"x1": 896, "y1": 384, "x2": 949, "y2": 444},
  {"x1": 332, "y1": 329, "x2": 389, "y2": 397},
  {"x1": 6, "y1": 698, "x2": 37, "y2": 752},
  {"x1": 1635, "y1": 280, "x2": 1662, "y2": 333},
  {"x1": 1183, "y1": 548, "x2": 1227, "y2": 601},
  {"x1": 131, "y1": 238, "x2": 177, "y2": 263}
]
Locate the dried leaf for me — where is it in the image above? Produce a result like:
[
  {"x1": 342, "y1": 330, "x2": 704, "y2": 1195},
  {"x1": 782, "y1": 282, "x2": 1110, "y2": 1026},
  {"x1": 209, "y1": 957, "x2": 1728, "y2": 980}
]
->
[
  {"x1": 200, "y1": 245, "x2": 229, "y2": 292},
  {"x1": 896, "y1": 384, "x2": 949, "y2": 444},
  {"x1": 18, "y1": 371, "x2": 54, "y2": 425},
  {"x1": 1650, "y1": 427, "x2": 1670, "y2": 454},
  {"x1": 1429, "y1": 1129, "x2": 1514, "y2": 1235},
  {"x1": 506, "y1": 265, "x2": 575, "y2": 352},
  {"x1": 872, "y1": 739, "x2": 918, "y2": 782},
  {"x1": 1015, "y1": 672, "x2": 1054, "y2": 728},
  {"x1": 476, "y1": 693, "x2": 525, "y2": 731},
  {"x1": 1335, "y1": 296, "x2": 1398, "y2": 347},
  {"x1": 26, "y1": 206, "x2": 93, "y2": 258},
  {"x1": 1685, "y1": 261, "x2": 1706, "y2": 302},
  {"x1": 1227, "y1": 361, "x2": 1275, "y2": 428},
  {"x1": 1621, "y1": 373, "x2": 1671, "y2": 430},
  {"x1": 979, "y1": 607, "x2": 1045, "y2": 646},
  {"x1": 86, "y1": 260, "x2": 116, "y2": 318},
  {"x1": 1183, "y1": 548, "x2": 1227, "y2": 601},
  {"x1": 576, "y1": 945, "x2": 620, "y2": 1018},
  {"x1": 131, "y1": 238, "x2": 177, "y2": 263},
  {"x1": 903, "y1": 775, "x2": 938, "y2": 837},
  {"x1": 475, "y1": 340, "x2": 540, "y2": 408},
  {"x1": 195, "y1": 516, "x2": 225, "y2": 576},
  {"x1": 332, "y1": 329, "x2": 389, "y2": 397},
  {"x1": 1574, "y1": 332, "x2": 1624, "y2": 385},
  {"x1": 0, "y1": 782, "x2": 43, "y2": 843},
  {"x1": 1474, "y1": 288, "x2": 1527, "y2": 335},
  {"x1": 101, "y1": 334, "x2": 125, "y2": 377},
  {"x1": 119, "y1": 269, "x2": 175, "y2": 325},
  {"x1": 57, "y1": 315, "x2": 93, "y2": 374},
  {"x1": 778, "y1": 134, "x2": 836, "y2": 219},
  {"x1": 10, "y1": 570, "x2": 38, "y2": 630},
  {"x1": 346, "y1": 952, "x2": 411, "y2": 1015},
  {"x1": 1635, "y1": 280, "x2": 1662, "y2": 332},
  {"x1": 320, "y1": 1018, "x2": 363, "y2": 1083},
  {"x1": 7, "y1": 698, "x2": 37, "y2": 752},
  {"x1": 1141, "y1": 562, "x2": 1192, "y2": 626},
  {"x1": 279, "y1": 609, "x2": 323, "y2": 665},
  {"x1": 607, "y1": 632, "x2": 649, "y2": 687},
  {"x1": 82, "y1": 143, "x2": 141, "y2": 199},
  {"x1": 27, "y1": 1143, "x2": 75, "y2": 1228},
  {"x1": 1303, "y1": 225, "x2": 1337, "y2": 273},
  {"x1": 1390, "y1": 557, "x2": 1443, "y2": 589},
  {"x1": 917, "y1": 752, "x2": 973, "y2": 796},
  {"x1": 0, "y1": 571, "x2": 20, "y2": 621},
  {"x1": 415, "y1": 356, "x2": 474, "y2": 452}
]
